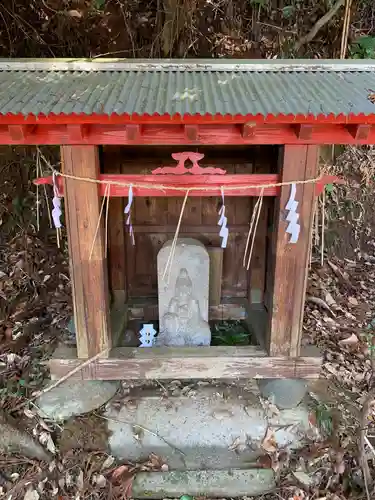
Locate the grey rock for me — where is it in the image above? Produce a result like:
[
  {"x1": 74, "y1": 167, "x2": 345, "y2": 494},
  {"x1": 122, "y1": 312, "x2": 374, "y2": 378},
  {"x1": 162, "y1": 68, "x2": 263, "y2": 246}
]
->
[
  {"x1": 106, "y1": 386, "x2": 311, "y2": 470},
  {"x1": 0, "y1": 414, "x2": 51, "y2": 461},
  {"x1": 257, "y1": 379, "x2": 308, "y2": 409},
  {"x1": 132, "y1": 469, "x2": 276, "y2": 498},
  {"x1": 37, "y1": 380, "x2": 120, "y2": 421}
]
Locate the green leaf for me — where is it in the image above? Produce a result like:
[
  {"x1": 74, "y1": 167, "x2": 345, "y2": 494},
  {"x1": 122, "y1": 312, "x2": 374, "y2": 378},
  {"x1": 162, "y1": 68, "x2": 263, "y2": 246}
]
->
[
  {"x1": 282, "y1": 5, "x2": 295, "y2": 18},
  {"x1": 325, "y1": 183, "x2": 333, "y2": 194},
  {"x1": 93, "y1": 0, "x2": 106, "y2": 9}
]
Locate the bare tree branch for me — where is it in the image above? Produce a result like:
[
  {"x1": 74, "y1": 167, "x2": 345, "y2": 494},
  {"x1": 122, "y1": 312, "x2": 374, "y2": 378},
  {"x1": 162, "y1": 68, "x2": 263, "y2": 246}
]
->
[{"x1": 295, "y1": 0, "x2": 345, "y2": 52}]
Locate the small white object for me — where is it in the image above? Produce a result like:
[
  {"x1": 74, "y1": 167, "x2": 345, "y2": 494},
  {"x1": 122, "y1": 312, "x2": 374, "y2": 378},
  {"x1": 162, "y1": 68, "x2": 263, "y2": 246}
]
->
[
  {"x1": 139, "y1": 324, "x2": 157, "y2": 347},
  {"x1": 285, "y1": 183, "x2": 300, "y2": 244},
  {"x1": 124, "y1": 185, "x2": 135, "y2": 245},
  {"x1": 218, "y1": 188, "x2": 229, "y2": 248},
  {"x1": 51, "y1": 172, "x2": 62, "y2": 229}
]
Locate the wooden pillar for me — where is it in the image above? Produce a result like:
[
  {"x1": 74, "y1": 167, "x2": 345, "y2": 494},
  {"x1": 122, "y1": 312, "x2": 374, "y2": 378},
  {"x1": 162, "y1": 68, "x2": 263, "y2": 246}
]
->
[
  {"x1": 61, "y1": 146, "x2": 111, "y2": 360},
  {"x1": 107, "y1": 160, "x2": 126, "y2": 305},
  {"x1": 268, "y1": 145, "x2": 319, "y2": 356}
]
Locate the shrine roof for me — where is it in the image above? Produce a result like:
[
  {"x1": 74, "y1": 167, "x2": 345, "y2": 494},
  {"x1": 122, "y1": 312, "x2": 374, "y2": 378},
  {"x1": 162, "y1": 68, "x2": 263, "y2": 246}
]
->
[{"x1": 1, "y1": 59, "x2": 375, "y2": 121}]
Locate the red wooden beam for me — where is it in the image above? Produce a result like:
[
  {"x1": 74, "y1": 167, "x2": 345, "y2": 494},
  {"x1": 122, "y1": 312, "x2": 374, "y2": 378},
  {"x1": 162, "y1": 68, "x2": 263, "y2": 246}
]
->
[
  {"x1": 294, "y1": 124, "x2": 313, "y2": 140},
  {"x1": 67, "y1": 124, "x2": 89, "y2": 141},
  {"x1": 347, "y1": 124, "x2": 371, "y2": 141},
  {"x1": 0, "y1": 123, "x2": 373, "y2": 145},
  {"x1": 2, "y1": 113, "x2": 375, "y2": 125},
  {"x1": 7, "y1": 125, "x2": 35, "y2": 141},
  {"x1": 126, "y1": 124, "x2": 141, "y2": 141},
  {"x1": 34, "y1": 173, "x2": 342, "y2": 197},
  {"x1": 184, "y1": 125, "x2": 199, "y2": 141},
  {"x1": 241, "y1": 122, "x2": 257, "y2": 138}
]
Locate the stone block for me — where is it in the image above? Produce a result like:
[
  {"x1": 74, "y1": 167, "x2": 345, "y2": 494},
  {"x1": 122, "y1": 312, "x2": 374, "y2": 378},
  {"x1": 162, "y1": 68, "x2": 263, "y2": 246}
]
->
[
  {"x1": 106, "y1": 386, "x2": 312, "y2": 470},
  {"x1": 132, "y1": 469, "x2": 276, "y2": 498}
]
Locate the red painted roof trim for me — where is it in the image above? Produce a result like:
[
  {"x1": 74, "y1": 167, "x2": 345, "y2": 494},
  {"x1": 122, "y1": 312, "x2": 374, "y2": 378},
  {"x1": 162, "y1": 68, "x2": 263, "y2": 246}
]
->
[{"x1": 1, "y1": 112, "x2": 375, "y2": 125}]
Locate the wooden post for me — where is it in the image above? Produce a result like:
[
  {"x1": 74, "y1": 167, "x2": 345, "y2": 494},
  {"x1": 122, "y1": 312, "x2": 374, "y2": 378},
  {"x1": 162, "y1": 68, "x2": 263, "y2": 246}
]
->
[
  {"x1": 268, "y1": 145, "x2": 319, "y2": 356},
  {"x1": 208, "y1": 247, "x2": 223, "y2": 306},
  {"x1": 107, "y1": 162, "x2": 126, "y2": 305},
  {"x1": 61, "y1": 146, "x2": 111, "y2": 360}
]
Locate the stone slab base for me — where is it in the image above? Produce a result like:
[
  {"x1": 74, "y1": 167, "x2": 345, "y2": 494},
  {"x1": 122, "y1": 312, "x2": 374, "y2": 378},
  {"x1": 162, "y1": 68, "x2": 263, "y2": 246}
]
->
[
  {"x1": 132, "y1": 469, "x2": 276, "y2": 498},
  {"x1": 106, "y1": 385, "x2": 314, "y2": 470}
]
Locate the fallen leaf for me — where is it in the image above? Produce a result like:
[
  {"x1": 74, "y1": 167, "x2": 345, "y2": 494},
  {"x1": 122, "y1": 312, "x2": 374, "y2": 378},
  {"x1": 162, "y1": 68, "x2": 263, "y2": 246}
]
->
[
  {"x1": 39, "y1": 431, "x2": 56, "y2": 454},
  {"x1": 111, "y1": 465, "x2": 130, "y2": 481},
  {"x1": 95, "y1": 474, "x2": 106, "y2": 488},
  {"x1": 306, "y1": 296, "x2": 335, "y2": 317},
  {"x1": 67, "y1": 9, "x2": 82, "y2": 18},
  {"x1": 76, "y1": 469, "x2": 84, "y2": 490},
  {"x1": 293, "y1": 470, "x2": 314, "y2": 487},
  {"x1": 228, "y1": 436, "x2": 242, "y2": 451},
  {"x1": 325, "y1": 292, "x2": 336, "y2": 307},
  {"x1": 339, "y1": 333, "x2": 359, "y2": 345},
  {"x1": 24, "y1": 489, "x2": 40, "y2": 500},
  {"x1": 348, "y1": 296, "x2": 358, "y2": 306},
  {"x1": 23, "y1": 408, "x2": 35, "y2": 419},
  {"x1": 261, "y1": 427, "x2": 277, "y2": 453},
  {"x1": 4, "y1": 327, "x2": 12, "y2": 339},
  {"x1": 101, "y1": 455, "x2": 115, "y2": 470}
]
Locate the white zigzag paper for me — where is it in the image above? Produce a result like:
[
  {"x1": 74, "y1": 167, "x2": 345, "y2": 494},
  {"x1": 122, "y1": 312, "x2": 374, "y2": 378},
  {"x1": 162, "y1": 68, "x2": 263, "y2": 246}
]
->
[
  {"x1": 285, "y1": 183, "x2": 300, "y2": 244},
  {"x1": 218, "y1": 190, "x2": 229, "y2": 248}
]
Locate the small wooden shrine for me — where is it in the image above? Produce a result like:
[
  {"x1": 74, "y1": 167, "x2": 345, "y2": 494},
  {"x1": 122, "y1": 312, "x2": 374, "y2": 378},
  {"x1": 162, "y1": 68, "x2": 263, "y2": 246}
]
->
[{"x1": 1, "y1": 59, "x2": 375, "y2": 381}]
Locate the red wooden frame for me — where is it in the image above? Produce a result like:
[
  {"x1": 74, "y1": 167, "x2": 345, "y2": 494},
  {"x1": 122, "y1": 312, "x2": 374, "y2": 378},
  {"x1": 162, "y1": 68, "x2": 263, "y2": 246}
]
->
[
  {"x1": 35, "y1": 173, "x2": 342, "y2": 197},
  {"x1": 1, "y1": 123, "x2": 375, "y2": 145}
]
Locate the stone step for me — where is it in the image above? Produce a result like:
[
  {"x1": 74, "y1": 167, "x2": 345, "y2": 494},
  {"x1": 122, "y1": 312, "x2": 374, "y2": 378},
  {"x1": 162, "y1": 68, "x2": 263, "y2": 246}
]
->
[
  {"x1": 106, "y1": 385, "x2": 315, "y2": 471},
  {"x1": 132, "y1": 469, "x2": 276, "y2": 498}
]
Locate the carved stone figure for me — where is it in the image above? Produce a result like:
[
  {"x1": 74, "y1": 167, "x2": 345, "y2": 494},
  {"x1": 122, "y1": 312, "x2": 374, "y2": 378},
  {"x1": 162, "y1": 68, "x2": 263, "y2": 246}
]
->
[{"x1": 157, "y1": 239, "x2": 211, "y2": 346}]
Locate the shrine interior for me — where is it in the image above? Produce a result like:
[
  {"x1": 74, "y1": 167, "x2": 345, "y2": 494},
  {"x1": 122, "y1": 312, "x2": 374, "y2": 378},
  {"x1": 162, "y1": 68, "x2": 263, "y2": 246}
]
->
[{"x1": 101, "y1": 145, "x2": 281, "y2": 348}]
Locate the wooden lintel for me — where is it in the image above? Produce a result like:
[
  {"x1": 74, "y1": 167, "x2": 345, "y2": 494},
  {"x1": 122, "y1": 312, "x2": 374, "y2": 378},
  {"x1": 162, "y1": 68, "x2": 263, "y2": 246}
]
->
[
  {"x1": 347, "y1": 124, "x2": 371, "y2": 141},
  {"x1": 48, "y1": 346, "x2": 322, "y2": 380},
  {"x1": 241, "y1": 122, "x2": 257, "y2": 138},
  {"x1": 61, "y1": 145, "x2": 111, "y2": 360},
  {"x1": 67, "y1": 124, "x2": 89, "y2": 141},
  {"x1": 1, "y1": 123, "x2": 375, "y2": 145},
  {"x1": 7, "y1": 125, "x2": 35, "y2": 141},
  {"x1": 126, "y1": 124, "x2": 141, "y2": 141},
  {"x1": 294, "y1": 124, "x2": 313, "y2": 140},
  {"x1": 184, "y1": 124, "x2": 199, "y2": 141}
]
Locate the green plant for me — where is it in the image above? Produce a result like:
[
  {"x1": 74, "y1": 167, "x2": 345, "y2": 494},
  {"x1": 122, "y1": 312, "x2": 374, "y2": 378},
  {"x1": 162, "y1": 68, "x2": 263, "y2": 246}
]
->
[
  {"x1": 314, "y1": 402, "x2": 333, "y2": 436},
  {"x1": 93, "y1": 0, "x2": 106, "y2": 10},
  {"x1": 350, "y1": 36, "x2": 375, "y2": 59},
  {"x1": 211, "y1": 320, "x2": 250, "y2": 346},
  {"x1": 282, "y1": 5, "x2": 295, "y2": 18},
  {"x1": 250, "y1": 0, "x2": 269, "y2": 9}
]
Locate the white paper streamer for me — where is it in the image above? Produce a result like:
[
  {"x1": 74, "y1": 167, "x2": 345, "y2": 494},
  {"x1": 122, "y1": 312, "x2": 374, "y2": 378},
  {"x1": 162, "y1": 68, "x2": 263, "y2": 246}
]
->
[
  {"x1": 218, "y1": 187, "x2": 229, "y2": 248},
  {"x1": 285, "y1": 183, "x2": 300, "y2": 244},
  {"x1": 51, "y1": 172, "x2": 62, "y2": 229},
  {"x1": 139, "y1": 324, "x2": 157, "y2": 347},
  {"x1": 124, "y1": 184, "x2": 135, "y2": 245}
]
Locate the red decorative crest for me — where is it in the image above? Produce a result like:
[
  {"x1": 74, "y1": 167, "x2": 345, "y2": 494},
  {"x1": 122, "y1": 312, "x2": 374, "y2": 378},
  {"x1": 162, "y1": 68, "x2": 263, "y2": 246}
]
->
[{"x1": 152, "y1": 152, "x2": 226, "y2": 175}]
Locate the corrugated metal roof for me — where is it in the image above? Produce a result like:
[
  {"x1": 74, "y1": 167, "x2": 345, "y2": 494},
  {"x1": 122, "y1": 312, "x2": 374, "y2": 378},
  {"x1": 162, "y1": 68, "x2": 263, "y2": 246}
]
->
[{"x1": 1, "y1": 59, "x2": 375, "y2": 118}]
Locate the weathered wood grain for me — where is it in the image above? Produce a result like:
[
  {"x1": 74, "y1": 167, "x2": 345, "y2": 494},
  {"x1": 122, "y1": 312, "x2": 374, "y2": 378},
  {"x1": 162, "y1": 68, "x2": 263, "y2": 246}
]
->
[
  {"x1": 48, "y1": 345, "x2": 321, "y2": 380},
  {"x1": 268, "y1": 145, "x2": 319, "y2": 356},
  {"x1": 105, "y1": 159, "x2": 126, "y2": 303},
  {"x1": 61, "y1": 145, "x2": 111, "y2": 361}
]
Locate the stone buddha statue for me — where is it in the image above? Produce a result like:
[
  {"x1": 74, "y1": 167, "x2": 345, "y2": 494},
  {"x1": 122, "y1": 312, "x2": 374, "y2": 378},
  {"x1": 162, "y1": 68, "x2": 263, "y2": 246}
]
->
[{"x1": 156, "y1": 268, "x2": 211, "y2": 346}]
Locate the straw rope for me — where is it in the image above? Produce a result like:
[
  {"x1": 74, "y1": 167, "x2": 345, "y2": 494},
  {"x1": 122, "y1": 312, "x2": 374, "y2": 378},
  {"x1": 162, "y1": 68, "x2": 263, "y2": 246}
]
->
[
  {"x1": 39, "y1": 158, "x2": 325, "y2": 274},
  {"x1": 50, "y1": 167, "x2": 323, "y2": 193}
]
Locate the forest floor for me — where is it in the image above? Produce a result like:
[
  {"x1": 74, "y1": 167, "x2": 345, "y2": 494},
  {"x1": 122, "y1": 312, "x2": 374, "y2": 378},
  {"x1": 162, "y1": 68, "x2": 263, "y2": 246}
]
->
[{"x1": 1, "y1": 0, "x2": 375, "y2": 499}]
